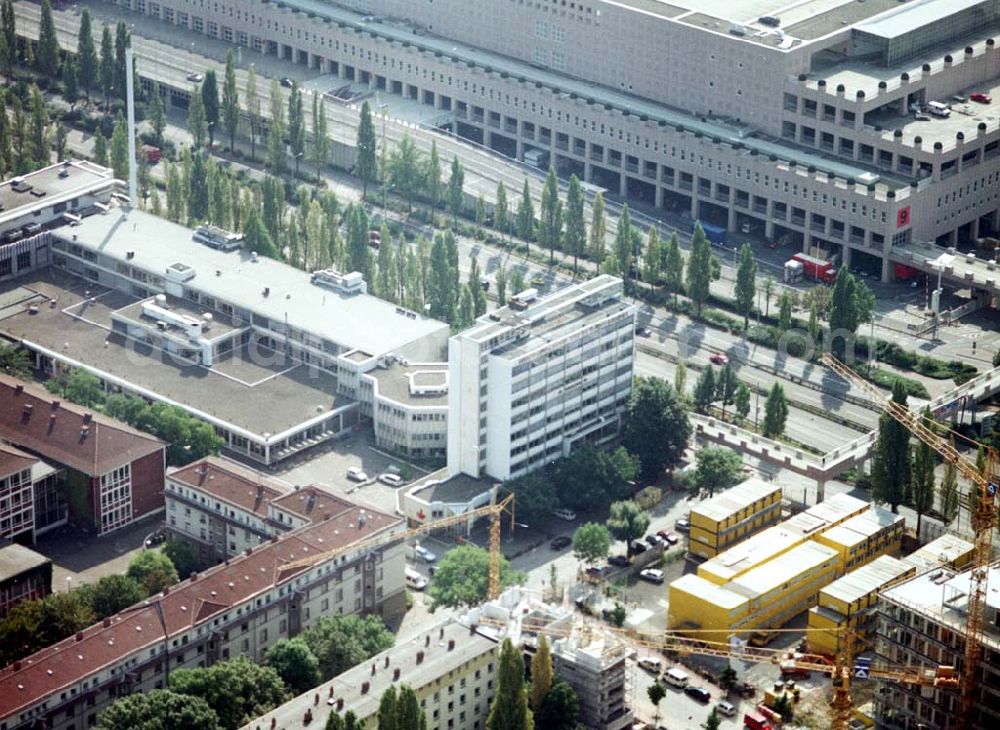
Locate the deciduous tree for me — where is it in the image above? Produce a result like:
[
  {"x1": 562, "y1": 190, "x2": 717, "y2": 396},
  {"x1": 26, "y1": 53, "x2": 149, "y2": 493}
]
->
[
  {"x1": 538, "y1": 166, "x2": 563, "y2": 265},
  {"x1": 98, "y1": 691, "x2": 220, "y2": 730},
  {"x1": 127, "y1": 549, "x2": 179, "y2": 595},
  {"x1": 606, "y1": 500, "x2": 650, "y2": 555},
  {"x1": 529, "y1": 635, "x2": 553, "y2": 713},
  {"x1": 427, "y1": 545, "x2": 523, "y2": 609},
  {"x1": 516, "y1": 179, "x2": 534, "y2": 249},
  {"x1": 535, "y1": 681, "x2": 578, "y2": 730},
  {"x1": 735, "y1": 242, "x2": 757, "y2": 329},
  {"x1": 686, "y1": 222, "x2": 714, "y2": 316},
  {"x1": 588, "y1": 191, "x2": 606, "y2": 263},
  {"x1": 622, "y1": 377, "x2": 691, "y2": 482},
  {"x1": 564, "y1": 175, "x2": 586, "y2": 274},
  {"x1": 761, "y1": 381, "x2": 789, "y2": 439},
  {"x1": 488, "y1": 639, "x2": 533, "y2": 730},
  {"x1": 446, "y1": 155, "x2": 465, "y2": 221},
  {"x1": 571, "y1": 523, "x2": 610, "y2": 566},
  {"x1": 870, "y1": 381, "x2": 910, "y2": 513},
  {"x1": 302, "y1": 614, "x2": 394, "y2": 680},
  {"x1": 222, "y1": 51, "x2": 239, "y2": 152},
  {"x1": 170, "y1": 657, "x2": 288, "y2": 730},
  {"x1": 356, "y1": 101, "x2": 378, "y2": 196},
  {"x1": 694, "y1": 447, "x2": 744, "y2": 496},
  {"x1": 37, "y1": 0, "x2": 60, "y2": 78}
]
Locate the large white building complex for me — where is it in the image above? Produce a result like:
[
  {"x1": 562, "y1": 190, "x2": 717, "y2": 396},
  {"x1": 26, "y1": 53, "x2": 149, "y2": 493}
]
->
[
  {"x1": 102, "y1": 0, "x2": 1000, "y2": 285},
  {"x1": 448, "y1": 276, "x2": 635, "y2": 480}
]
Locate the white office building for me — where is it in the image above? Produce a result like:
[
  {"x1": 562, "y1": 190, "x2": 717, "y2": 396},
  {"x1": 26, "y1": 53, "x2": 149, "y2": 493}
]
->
[{"x1": 448, "y1": 276, "x2": 635, "y2": 481}]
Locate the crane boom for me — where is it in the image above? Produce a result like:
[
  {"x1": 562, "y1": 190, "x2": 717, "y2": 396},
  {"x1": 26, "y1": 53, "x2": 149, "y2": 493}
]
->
[{"x1": 820, "y1": 353, "x2": 997, "y2": 728}]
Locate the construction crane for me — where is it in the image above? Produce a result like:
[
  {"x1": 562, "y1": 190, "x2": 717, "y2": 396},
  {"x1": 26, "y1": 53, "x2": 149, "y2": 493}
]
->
[
  {"x1": 276, "y1": 493, "x2": 516, "y2": 600},
  {"x1": 475, "y1": 614, "x2": 957, "y2": 727},
  {"x1": 821, "y1": 353, "x2": 998, "y2": 729}
]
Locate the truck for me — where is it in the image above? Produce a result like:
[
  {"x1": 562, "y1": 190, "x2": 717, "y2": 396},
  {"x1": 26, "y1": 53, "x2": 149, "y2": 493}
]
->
[
  {"x1": 140, "y1": 145, "x2": 162, "y2": 164},
  {"x1": 893, "y1": 263, "x2": 923, "y2": 282},
  {"x1": 789, "y1": 253, "x2": 835, "y2": 284},
  {"x1": 783, "y1": 259, "x2": 804, "y2": 283},
  {"x1": 743, "y1": 709, "x2": 773, "y2": 730},
  {"x1": 695, "y1": 220, "x2": 727, "y2": 244},
  {"x1": 523, "y1": 147, "x2": 550, "y2": 170}
]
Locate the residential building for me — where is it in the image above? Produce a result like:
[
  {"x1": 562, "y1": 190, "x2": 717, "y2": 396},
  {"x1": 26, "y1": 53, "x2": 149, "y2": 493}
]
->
[
  {"x1": 875, "y1": 565, "x2": 1000, "y2": 729},
  {"x1": 242, "y1": 619, "x2": 500, "y2": 730},
  {"x1": 0, "y1": 376, "x2": 165, "y2": 537},
  {"x1": 812, "y1": 506, "x2": 904, "y2": 572},
  {"x1": 0, "y1": 497, "x2": 406, "y2": 730},
  {"x1": 97, "y1": 0, "x2": 1000, "y2": 288},
  {"x1": 687, "y1": 478, "x2": 783, "y2": 560},
  {"x1": 549, "y1": 635, "x2": 634, "y2": 730},
  {"x1": 0, "y1": 444, "x2": 65, "y2": 544},
  {"x1": 0, "y1": 161, "x2": 115, "y2": 283},
  {"x1": 806, "y1": 554, "x2": 914, "y2": 656},
  {"x1": 0, "y1": 543, "x2": 52, "y2": 617},
  {"x1": 397, "y1": 469, "x2": 500, "y2": 535},
  {"x1": 448, "y1": 275, "x2": 634, "y2": 480}
]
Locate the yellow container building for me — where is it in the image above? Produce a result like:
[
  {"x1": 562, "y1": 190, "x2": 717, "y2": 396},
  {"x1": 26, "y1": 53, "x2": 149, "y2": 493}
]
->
[
  {"x1": 667, "y1": 573, "x2": 750, "y2": 643},
  {"x1": 812, "y1": 507, "x2": 904, "y2": 573},
  {"x1": 688, "y1": 478, "x2": 783, "y2": 560},
  {"x1": 807, "y1": 555, "x2": 914, "y2": 656},
  {"x1": 902, "y1": 534, "x2": 974, "y2": 573}
]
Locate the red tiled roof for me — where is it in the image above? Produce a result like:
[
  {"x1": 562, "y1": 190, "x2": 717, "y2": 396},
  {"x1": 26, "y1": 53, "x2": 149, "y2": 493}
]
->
[
  {"x1": 169, "y1": 457, "x2": 285, "y2": 517},
  {"x1": 0, "y1": 442, "x2": 38, "y2": 477},
  {"x1": 0, "y1": 501, "x2": 402, "y2": 720},
  {"x1": 271, "y1": 486, "x2": 355, "y2": 522},
  {"x1": 0, "y1": 376, "x2": 165, "y2": 476}
]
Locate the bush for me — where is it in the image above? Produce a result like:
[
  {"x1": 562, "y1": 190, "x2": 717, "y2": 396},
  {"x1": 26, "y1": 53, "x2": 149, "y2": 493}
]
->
[{"x1": 855, "y1": 364, "x2": 929, "y2": 398}]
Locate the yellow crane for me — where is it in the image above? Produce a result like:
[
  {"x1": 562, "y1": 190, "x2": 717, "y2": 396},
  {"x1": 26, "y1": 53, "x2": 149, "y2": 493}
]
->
[
  {"x1": 275, "y1": 493, "x2": 516, "y2": 600},
  {"x1": 821, "y1": 353, "x2": 998, "y2": 729}
]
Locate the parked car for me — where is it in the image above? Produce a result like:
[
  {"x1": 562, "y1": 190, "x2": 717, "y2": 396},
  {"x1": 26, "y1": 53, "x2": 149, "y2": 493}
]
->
[
  {"x1": 346, "y1": 467, "x2": 368, "y2": 483},
  {"x1": 637, "y1": 657, "x2": 663, "y2": 674},
  {"x1": 635, "y1": 326, "x2": 652, "y2": 337},
  {"x1": 280, "y1": 77, "x2": 295, "y2": 88},
  {"x1": 675, "y1": 518, "x2": 691, "y2": 532},
  {"x1": 657, "y1": 530, "x2": 680, "y2": 545},
  {"x1": 684, "y1": 686, "x2": 711, "y2": 703},
  {"x1": 405, "y1": 567, "x2": 428, "y2": 591},
  {"x1": 378, "y1": 473, "x2": 403, "y2": 487},
  {"x1": 645, "y1": 533, "x2": 665, "y2": 546},
  {"x1": 552, "y1": 508, "x2": 577, "y2": 521},
  {"x1": 607, "y1": 554, "x2": 631, "y2": 568},
  {"x1": 585, "y1": 565, "x2": 607, "y2": 580},
  {"x1": 639, "y1": 568, "x2": 665, "y2": 584},
  {"x1": 630, "y1": 540, "x2": 647, "y2": 555},
  {"x1": 550, "y1": 535, "x2": 572, "y2": 550},
  {"x1": 414, "y1": 545, "x2": 437, "y2": 563},
  {"x1": 186, "y1": 72, "x2": 204, "y2": 83},
  {"x1": 971, "y1": 92, "x2": 992, "y2": 104},
  {"x1": 709, "y1": 352, "x2": 729, "y2": 365},
  {"x1": 717, "y1": 700, "x2": 737, "y2": 717}
]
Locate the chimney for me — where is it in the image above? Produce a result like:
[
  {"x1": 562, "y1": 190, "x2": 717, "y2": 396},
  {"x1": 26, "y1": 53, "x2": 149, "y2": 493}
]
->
[
  {"x1": 75, "y1": 632, "x2": 84, "y2": 641},
  {"x1": 448, "y1": 639, "x2": 455, "y2": 651},
  {"x1": 416, "y1": 651, "x2": 424, "y2": 665},
  {"x1": 303, "y1": 709, "x2": 313, "y2": 724},
  {"x1": 21, "y1": 403, "x2": 32, "y2": 419},
  {"x1": 313, "y1": 694, "x2": 319, "y2": 706},
  {"x1": 13, "y1": 661, "x2": 21, "y2": 670},
  {"x1": 361, "y1": 681, "x2": 370, "y2": 695},
  {"x1": 425, "y1": 635, "x2": 430, "y2": 647},
  {"x1": 83, "y1": 412, "x2": 93, "y2": 424},
  {"x1": 51, "y1": 399, "x2": 60, "y2": 410},
  {"x1": 336, "y1": 699, "x2": 344, "y2": 711},
  {"x1": 14, "y1": 383, "x2": 23, "y2": 395},
  {"x1": 271, "y1": 719, "x2": 277, "y2": 730},
  {"x1": 384, "y1": 656, "x2": 389, "y2": 668},
  {"x1": 393, "y1": 667, "x2": 400, "y2": 681},
  {"x1": 102, "y1": 618, "x2": 112, "y2": 628},
  {"x1": 371, "y1": 663, "x2": 376, "y2": 676},
  {"x1": 439, "y1": 627, "x2": 445, "y2": 640},
  {"x1": 328, "y1": 687, "x2": 334, "y2": 699}
]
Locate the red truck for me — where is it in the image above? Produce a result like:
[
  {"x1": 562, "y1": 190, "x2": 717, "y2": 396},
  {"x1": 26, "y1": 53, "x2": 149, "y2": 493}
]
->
[
  {"x1": 790, "y1": 253, "x2": 835, "y2": 284},
  {"x1": 743, "y1": 708, "x2": 773, "y2": 730},
  {"x1": 141, "y1": 145, "x2": 162, "y2": 164}
]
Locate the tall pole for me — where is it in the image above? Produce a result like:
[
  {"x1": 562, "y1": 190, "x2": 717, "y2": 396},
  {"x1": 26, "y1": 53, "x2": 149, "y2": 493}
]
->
[{"x1": 124, "y1": 47, "x2": 138, "y2": 206}]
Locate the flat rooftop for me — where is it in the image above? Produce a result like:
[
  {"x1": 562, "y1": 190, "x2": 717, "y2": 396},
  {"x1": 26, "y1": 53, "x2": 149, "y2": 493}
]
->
[
  {"x1": 0, "y1": 543, "x2": 51, "y2": 581},
  {"x1": 670, "y1": 572, "x2": 748, "y2": 611},
  {"x1": 0, "y1": 273, "x2": 351, "y2": 439},
  {"x1": 113, "y1": 295, "x2": 242, "y2": 341},
  {"x1": 691, "y1": 477, "x2": 779, "y2": 523},
  {"x1": 0, "y1": 161, "x2": 112, "y2": 225},
  {"x1": 818, "y1": 507, "x2": 902, "y2": 549},
  {"x1": 820, "y1": 555, "x2": 913, "y2": 607},
  {"x1": 729, "y1": 540, "x2": 839, "y2": 599},
  {"x1": 902, "y1": 533, "x2": 974, "y2": 572},
  {"x1": 55, "y1": 208, "x2": 448, "y2": 360},
  {"x1": 368, "y1": 361, "x2": 448, "y2": 407},
  {"x1": 407, "y1": 469, "x2": 498, "y2": 505}
]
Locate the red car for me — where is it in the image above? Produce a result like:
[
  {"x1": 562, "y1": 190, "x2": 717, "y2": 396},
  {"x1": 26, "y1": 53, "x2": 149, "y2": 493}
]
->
[
  {"x1": 656, "y1": 530, "x2": 680, "y2": 545},
  {"x1": 709, "y1": 352, "x2": 729, "y2": 365},
  {"x1": 970, "y1": 93, "x2": 992, "y2": 104}
]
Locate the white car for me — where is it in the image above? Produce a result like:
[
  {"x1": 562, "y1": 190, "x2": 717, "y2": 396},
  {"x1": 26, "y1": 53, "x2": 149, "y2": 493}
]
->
[
  {"x1": 186, "y1": 72, "x2": 204, "y2": 83},
  {"x1": 414, "y1": 545, "x2": 437, "y2": 563},
  {"x1": 639, "y1": 568, "x2": 665, "y2": 584},
  {"x1": 552, "y1": 508, "x2": 577, "y2": 521},
  {"x1": 637, "y1": 657, "x2": 663, "y2": 674},
  {"x1": 346, "y1": 467, "x2": 368, "y2": 483},
  {"x1": 717, "y1": 700, "x2": 737, "y2": 717},
  {"x1": 378, "y1": 473, "x2": 403, "y2": 487}
]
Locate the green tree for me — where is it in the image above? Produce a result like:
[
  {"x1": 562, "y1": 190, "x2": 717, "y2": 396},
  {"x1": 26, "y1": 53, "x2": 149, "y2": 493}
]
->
[
  {"x1": 127, "y1": 549, "x2": 179, "y2": 595},
  {"x1": 378, "y1": 685, "x2": 399, "y2": 730},
  {"x1": 828, "y1": 267, "x2": 859, "y2": 360},
  {"x1": 939, "y1": 450, "x2": 959, "y2": 525},
  {"x1": 762, "y1": 275, "x2": 774, "y2": 317},
  {"x1": 0, "y1": 99, "x2": 13, "y2": 178},
  {"x1": 516, "y1": 179, "x2": 534, "y2": 249},
  {"x1": 608, "y1": 603, "x2": 626, "y2": 628},
  {"x1": 387, "y1": 135, "x2": 424, "y2": 214},
  {"x1": 588, "y1": 191, "x2": 606, "y2": 263},
  {"x1": 469, "y1": 255, "x2": 488, "y2": 318},
  {"x1": 475, "y1": 194, "x2": 487, "y2": 237},
  {"x1": 170, "y1": 657, "x2": 288, "y2": 730},
  {"x1": 0, "y1": 343, "x2": 32, "y2": 378},
  {"x1": 427, "y1": 232, "x2": 457, "y2": 322},
  {"x1": 266, "y1": 79, "x2": 286, "y2": 175},
  {"x1": 222, "y1": 51, "x2": 239, "y2": 152},
  {"x1": 572, "y1": 522, "x2": 610, "y2": 566},
  {"x1": 509, "y1": 267, "x2": 526, "y2": 297},
  {"x1": 245, "y1": 65, "x2": 261, "y2": 162},
  {"x1": 761, "y1": 381, "x2": 789, "y2": 439},
  {"x1": 910, "y1": 413, "x2": 936, "y2": 537},
  {"x1": 530, "y1": 635, "x2": 553, "y2": 713},
  {"x1": 694, "y1": 446, "x2": 744, "y2": 496},
  {"x1": 0, "y1": 0, "x2": 16, "y2": 76},
  {"x1": 288, "y1": 82, "x2": 305, "y2": 175},
  {"x1": 264, "y1": 636, "x2": 322, "y2": 694},
  {"x1": 37, "y1": 0, "x2": 60, "y2": 78},
  {"x1": 647, "y1": 682, "x2": 667, "y2": 724},
  {"x1": 643, "y1": 225, "x2": 662, "y2": 292},
  {"x1": 78, "y1": 574, "x2": 146, "y2": 619},
  {"x1": 394, "y1": 686, "x2": 426, "y2": 730},
  {"x1": 538, "y1": 167, "x2": 563, "y2": 265},
  {"x1": 456, "y1": 284, "x2": 475, "y2": 328},
  {"x1": 312, "y1": 94, "x2": 330, "y2": 180},
  {"x1": 554, "y1": 445, "x2": 639, "y2": 512},
  {"x1": 495, "y1": 181, "x2": 509, "y2": 242},
  {"x1": 446, "y1": 155, "x2": 465, "y2": 221},
  {"x1": 113, "y1": 22, "x2": 130, "y2": 100},
  {"x1": 504, "y1": 471, "x2": 556, "y2": 526},
  {"x1": 778, "y1": 290, "x2": 793, "y2": 331},
  {"x1": 163, "y1": 539, "x2": 200, "y2": 578},
  {"x1": 734, "y1": 382, "x2": 752, "y2": 423},
  {"x1": 187, "y1": 86, "x2": 208, "y2": 149},
  {"x1": 424, "y1": 140, "x2": 443, "y2": 208},
  {"x1": 735, "y1": 242, "x2": 757, "y2": 329},
  {"x1": 622, "y1": 376, "x2": 691, "y2": 482},
  {"x1": 488, "y1": 638, "x2": 534, "y2": 730},
  {"x1": 427, "y1": 544, "x2": 524, "y2": 609},
  {"x1": 77, "y1": 9, "x2": 98, "y2": 101},
  {"x1": 606, "y1": 500, "x2": 651, "y2": 555},
  {"x1": 148, "y1": 87, "x2": 166, "y2": 146},
  {"x1": 686, "y1": 222, "x2": 714, "y2": 316},
  {"x1": 64, "y1": 368, "x2": 103, "y2": 406},
  {"x1": 27, "y1": 86, "x2": 50, "y2": 170},
  {"x1": 614, "y1": 203, "x2": 633, "y2": 281},
  {"x1": 663, "y1": 232, "x2": 684, "y2": 305},
  {"x1": 870, "y1": 381, "x2": 911, "y2": 513},
  {"x1": 674, "y1": 360, "x2": 687, "y2": 398},
  {"x1": 564, "y1": 175, "x2": 586, "y2": 274},
  {"x1": 495, "y1": 263, "x2": 508, "y2": 306},
  {"x1": 693, "y1": 366, "x2": 716, "y2": 414},
  {"x1": 356, "y1": 101, "x2": 378, "y2": 196},
  {"x1": 535, "y1": 681, "x2": 578, "y2": 730},
  {"x1": 109, "y1": 112, "x2": 130, "y2": 181},
  {"x1": 808, "y1": 300, "x2": 821, "y2": 343},
  {"x1": 715, "y1": 363, "x2": 738, "y2": 417},
  {"x1": 302, "y1": 613, "x2": 395, "y2": 680},
  {"x1": 993, "y1": 350, "x2": 1000, "y2": 368},
  {"x1": 705, "y1": 707, "x2": 722, "y2": 730},
  {"x1": 98, "y1": 690, "x2": 220, "y2": 730},
  {"x1": 345, "y1": 204, "x2": 372, "y2": 279}
]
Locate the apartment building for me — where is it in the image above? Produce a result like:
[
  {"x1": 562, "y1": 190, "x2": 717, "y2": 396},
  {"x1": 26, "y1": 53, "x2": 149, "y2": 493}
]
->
[
  {"x1": 243, "y1": 620, "x2": 500, "y2": 730},
  {"x1": 103, "y1": 0, "x2": 1000, "y2": 284},
  {"x1": 550, "y1": 636, "x2": 634, "y2": 730},
  {"x1": 0, "y1": 376, "x2": 165, "y2": 537},
  {"x1": 448, "y1": 275, "x2": 634, "y2": 480},
  {"x1": 0, "y1": 498, "x2": 405, "y2": 730},
  {"x1": 0, "y1": 543, "x2": 52, "y2": 618},
  {"x1": 806, "y1": 554, "x2": 914, "y2": 656},
  {"x1": 875, "y1": 565, "x2": 1000, "y2": 729},
  {"x1": 687, "y1": 478, "x2": 783, "y2": 560}
]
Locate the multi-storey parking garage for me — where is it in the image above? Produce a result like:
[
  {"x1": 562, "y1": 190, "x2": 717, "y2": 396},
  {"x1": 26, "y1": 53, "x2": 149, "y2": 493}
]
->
[{"x1": 100, "y1": 0, "x2": 1000, "y2": 283}]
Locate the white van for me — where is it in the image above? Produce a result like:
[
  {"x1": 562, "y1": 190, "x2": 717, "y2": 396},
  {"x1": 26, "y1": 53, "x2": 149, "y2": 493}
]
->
[
  {"x1": 664, "y1": 667, "x2": 689, "y2": 688},
  {"x1": 405, "y1": 567, "x2": 428, "y2": 591},
  {"x1": 926, "y1": 101, "x2": 951, "y2": 117}
]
